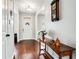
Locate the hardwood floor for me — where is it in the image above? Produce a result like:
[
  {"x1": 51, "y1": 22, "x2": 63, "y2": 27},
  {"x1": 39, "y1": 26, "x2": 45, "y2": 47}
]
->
[
  {"x1": 13, "y1": 54, "x2": 52, "y2": 59},
  {"x1": 14, "y1": 40, "x2": 53, "y2": 59}
]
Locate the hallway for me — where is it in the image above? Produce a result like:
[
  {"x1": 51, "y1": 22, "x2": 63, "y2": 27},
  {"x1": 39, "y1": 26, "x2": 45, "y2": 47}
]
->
[{"x1": 13, "y1": 40, "x2": 53, "y2": 59}]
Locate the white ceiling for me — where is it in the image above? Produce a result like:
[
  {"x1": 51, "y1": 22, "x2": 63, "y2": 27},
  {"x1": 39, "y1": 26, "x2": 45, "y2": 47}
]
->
[{"x1": 15, "y1": 0, "x2": 49, "y2": 13}]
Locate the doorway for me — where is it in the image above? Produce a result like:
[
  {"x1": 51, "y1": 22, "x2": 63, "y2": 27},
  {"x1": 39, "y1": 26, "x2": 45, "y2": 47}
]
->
[{"x1": 19, "y1": 12, "x2": 35, "y2": 40}]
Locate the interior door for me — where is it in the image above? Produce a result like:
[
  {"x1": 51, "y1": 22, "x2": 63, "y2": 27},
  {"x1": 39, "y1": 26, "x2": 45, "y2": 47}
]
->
[
  {"x1": 19, "y1": 16, "x2": 33, "y2": 40},
  {"x1": 23, "y1": 16, "x2": 32, "y2": 39},
  {"x1": 2, "y1": 0, "x2": 14, "y2": 59}
]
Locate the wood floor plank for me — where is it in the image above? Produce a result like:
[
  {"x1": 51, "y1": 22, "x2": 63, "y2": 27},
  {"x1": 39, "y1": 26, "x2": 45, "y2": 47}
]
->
[{"x1": 14, "y1": 40, "x2": 54, "y2": 59}]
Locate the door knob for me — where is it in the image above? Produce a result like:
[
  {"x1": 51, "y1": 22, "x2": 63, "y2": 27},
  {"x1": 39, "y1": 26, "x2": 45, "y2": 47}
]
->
[{"x1": 6, "y1": 34, "x2": 10, "y2": 37}]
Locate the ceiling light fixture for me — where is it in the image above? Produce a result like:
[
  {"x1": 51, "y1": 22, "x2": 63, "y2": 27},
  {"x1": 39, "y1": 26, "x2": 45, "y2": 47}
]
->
[{"x1": 26, "y1": 5, "x2": 32, "y2": 11}]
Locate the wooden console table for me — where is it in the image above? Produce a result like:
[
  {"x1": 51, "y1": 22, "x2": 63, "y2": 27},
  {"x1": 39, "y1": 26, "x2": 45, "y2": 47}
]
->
[{"x1": 39, "y1": 38, "x2": 75, "y2": 59}]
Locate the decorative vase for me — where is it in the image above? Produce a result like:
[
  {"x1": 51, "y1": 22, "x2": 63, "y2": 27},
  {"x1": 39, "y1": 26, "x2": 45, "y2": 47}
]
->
[
  {"x1": 55, "y1": 38, "x2": 60, "y2": 49},
  {"x1": 52, "y1": 40, "x2": 56, "y2": 48}
]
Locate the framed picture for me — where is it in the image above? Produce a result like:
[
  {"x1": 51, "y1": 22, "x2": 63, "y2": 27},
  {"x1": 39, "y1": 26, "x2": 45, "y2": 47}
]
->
[{"x1": 51, "y1": 0, "x2": 59, "y2": 22}]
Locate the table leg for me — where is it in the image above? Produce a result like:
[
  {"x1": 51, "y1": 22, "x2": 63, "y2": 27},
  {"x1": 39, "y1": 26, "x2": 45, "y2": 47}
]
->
[
  {"x1": 39, "y1": 42, "x2": 41, "y2": 55},
  {"x1": 59, "y1": 55, "x2": 62, "y2": 59},
  {"x1": 70, "y1": 55, "x2": 72, "y2": 59},
  {"x1": 45, "y1": 43, "x2": 46, "y2": 51},
  {"x1": 13, "y1": 55, "x2": 15, "y2": 59}
]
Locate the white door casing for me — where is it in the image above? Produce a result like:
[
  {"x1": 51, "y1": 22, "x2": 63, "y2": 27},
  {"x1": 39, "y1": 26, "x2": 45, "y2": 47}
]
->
[{"x1": 2, "y1": 0, "x2": 14, "y2": 59}]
